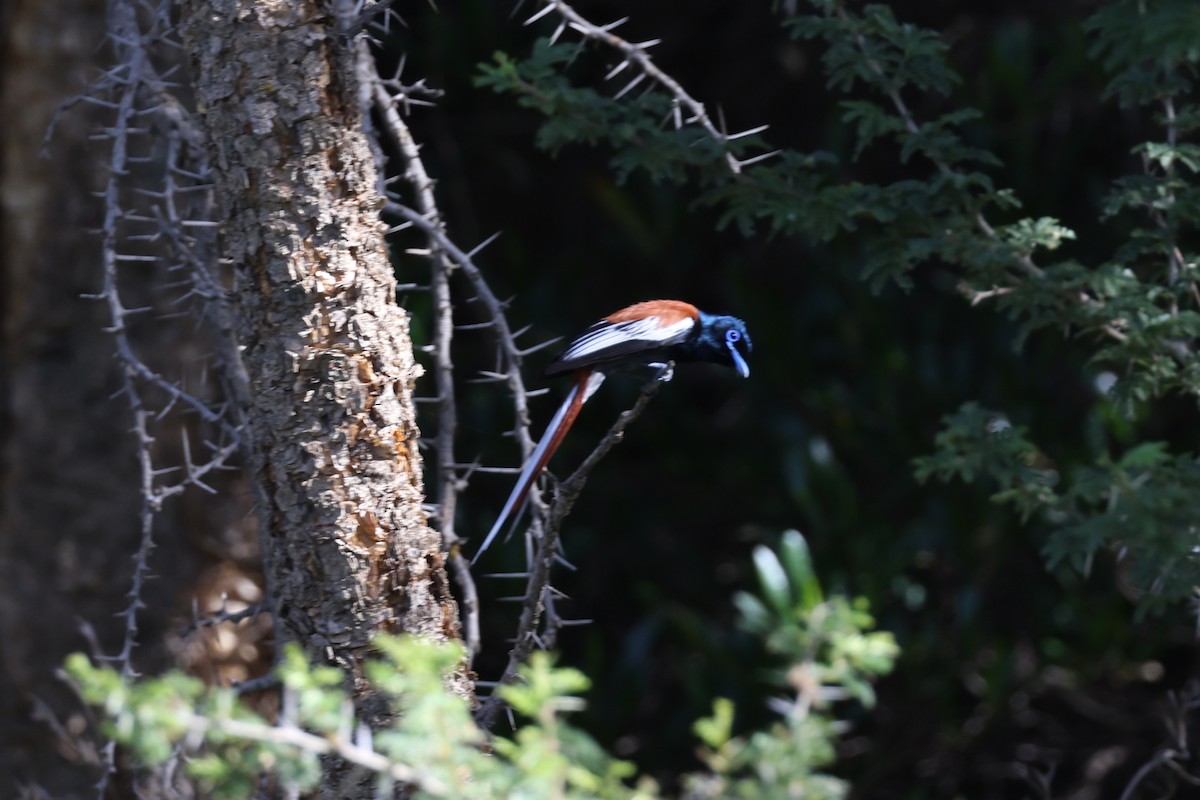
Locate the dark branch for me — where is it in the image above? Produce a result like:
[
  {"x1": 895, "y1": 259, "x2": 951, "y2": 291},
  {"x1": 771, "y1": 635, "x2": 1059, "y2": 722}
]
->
[{"x1": 475, "y1": 373, "x2": 665, "y2": 729}]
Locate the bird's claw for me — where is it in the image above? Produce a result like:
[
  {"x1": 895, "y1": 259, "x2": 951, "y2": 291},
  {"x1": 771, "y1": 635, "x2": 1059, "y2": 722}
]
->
[{"x1": 650, "y1": 361, "x2": 676, "y2": 382}]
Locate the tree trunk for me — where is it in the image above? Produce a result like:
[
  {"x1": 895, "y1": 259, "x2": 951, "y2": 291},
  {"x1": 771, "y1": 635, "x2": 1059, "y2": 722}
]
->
[{"x1": 178, "y1": 0, "x2": 465, "y2": 715}]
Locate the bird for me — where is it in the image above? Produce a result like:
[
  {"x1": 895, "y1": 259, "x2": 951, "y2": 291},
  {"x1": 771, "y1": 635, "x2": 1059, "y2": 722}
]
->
[{"x1": 471, "y1": 300, "x2": 752, "y2": 563}]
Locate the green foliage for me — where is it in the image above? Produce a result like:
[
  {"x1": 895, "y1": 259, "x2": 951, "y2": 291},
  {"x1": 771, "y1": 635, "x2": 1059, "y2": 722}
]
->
[
  {"x1": 492, "y1": 652, "x2": 642, "y2": 798},
  {"x1": 68, "y1": 638, "x2": 634, "y2": 799},
  {"x1": 690, "y1": 531, "x2": 897, "y2": 800},
  {"x1": 67, "y1": 533, "x2": 894, "y2": 797},
  {"x1": 477, "y1": 0, "x2": 1200, "y2": 615},
  {"x1": 913, "y1": 402, "x2": 1060, "y2": 522},
  {"x1": 1047, "y1": 443, "x2": 1200, "y2": 612},
  {"x1": 65, "y1": 653, "x2": 203, "y2": 765},
  {"x1": 1086, "y1": 1, "x2": 1200, "y2": 90},
  {"x1": 917, "y1": 405, "x2": 1200, "y2": 611},
  {"x1": 736, "y1": 530, "x2": 897, "y2": 706},
  {"x1": 909, "y1": 0, "x2": 1200, "y2": 612},
  {"x1": 65, "y1": 651, "x2": 317, "y2": 797},
  {"x1": 788, "y1": 2, "x2": 959, "y2": 96},
  {"x1": 475, "y1": 42, "x2": 731, "y2": 185}
]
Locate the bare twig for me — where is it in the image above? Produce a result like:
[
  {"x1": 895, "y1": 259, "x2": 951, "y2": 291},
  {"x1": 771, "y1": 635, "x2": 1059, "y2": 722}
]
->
[
  {"x1": 1118, "y1": 684, "x2": 1200, "y2": 800},
  {"x1": 180, "y1": 599, "x2": 267, "y2": 637},
  {"x1": 177, "y1": 706, "x2": 449, "y2": 794},
  {"x1": 1120, "y1": 749, "x2": 1182, "y2": 800}
]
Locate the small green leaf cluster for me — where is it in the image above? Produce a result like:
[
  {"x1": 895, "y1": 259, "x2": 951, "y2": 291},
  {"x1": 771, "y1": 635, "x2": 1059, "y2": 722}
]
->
[
  {"x1": 67, "y1": 638, "x2": 641, "y2": 799},
  {"x1": 791, "y1": 1, "x2": 958, "y2": 97},
  {"x1": 913, "y1": 402, "x2": 1060, "y2": 522},
  {"x1": 65, "y1": 652, "x2": 319, "y2": 797},
  {"x1": 689, "y1": 531, "x2": 898, "y2": 800},
  {"x1": 67, "y1": 533, "x2": 894, "y2": 798},
  {"x1": 916, "y1": 405, "x2": 1200, "y2": 612},
  {"x1": 493, "y1": 652, "x2": 648, "y2": 798}
]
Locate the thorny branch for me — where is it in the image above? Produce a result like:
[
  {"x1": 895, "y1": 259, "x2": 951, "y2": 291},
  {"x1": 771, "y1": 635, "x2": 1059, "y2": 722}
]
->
[
  {"x1": 375, "y1": 54, "x2": 603, "y2": 667},
  {"x1": 170, "y1": 703, "x2": 449, "y2": 795},
  {"x1": 344, "y1": 0, "x2": 403, "y2": 37},
  {"x1": 180, "y1": 598, "x2": 266, "y2": 638},
  {"x1": 371, "y1": 68, "x2": 485, "y2": 658},
  {"x1": 1118, "y1": 684, "x2": 1200, "y2": 800},
  {"x1": 385, "y1": 199, "x2": 596, "y2": 669},
  {"x1": 86, "y1": 0, "x2": 244, "y2": 792},
  {"x1": 532, "y1": 0, "x2": 773, "y2": 174},
  {"x1": 475, "y1": 374, "x2": 666, "y2": 730},
  {"x1": 383, "y1": 201, "x2": 548, "y2": 467}
]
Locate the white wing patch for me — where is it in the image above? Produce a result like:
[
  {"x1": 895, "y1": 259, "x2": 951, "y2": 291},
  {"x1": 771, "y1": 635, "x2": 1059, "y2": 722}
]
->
[{"x1": 559, "y1": 316, "x2": 694, "y2": 363}]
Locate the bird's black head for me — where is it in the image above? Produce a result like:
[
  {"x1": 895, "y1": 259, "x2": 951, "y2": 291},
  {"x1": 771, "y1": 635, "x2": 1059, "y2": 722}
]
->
[{"x1": 691, "y1": 312, "x2": 752, "y2": 377}]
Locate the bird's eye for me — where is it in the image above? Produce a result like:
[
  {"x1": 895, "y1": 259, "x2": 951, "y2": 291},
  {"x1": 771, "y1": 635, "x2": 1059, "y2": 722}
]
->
[{"x1": 725, "y1": 329, "x2": 741, "y2": 345}]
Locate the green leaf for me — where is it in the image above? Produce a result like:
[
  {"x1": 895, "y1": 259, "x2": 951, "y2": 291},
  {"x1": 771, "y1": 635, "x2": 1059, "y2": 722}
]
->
[
  {"x1": 693, "y1": 697, "x2": 735, "y2": 750},
  {"x1": 753, "y1": 543, "x2": 792, "y2": 616},
  {"x1": 779, "y1": 529, "x2": 824, "y2": 610}
]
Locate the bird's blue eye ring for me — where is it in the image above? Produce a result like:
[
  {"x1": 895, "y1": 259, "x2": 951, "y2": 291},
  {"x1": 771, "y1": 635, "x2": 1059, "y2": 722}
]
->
[{"x1": 725, "y1": 329, "x2": 741, "y2": 345}]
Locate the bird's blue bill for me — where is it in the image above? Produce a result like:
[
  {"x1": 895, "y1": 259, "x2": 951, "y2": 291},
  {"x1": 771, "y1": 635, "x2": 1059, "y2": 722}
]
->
[{"x1": 727, "y1": 341, "x2": 750, "y2": 378}]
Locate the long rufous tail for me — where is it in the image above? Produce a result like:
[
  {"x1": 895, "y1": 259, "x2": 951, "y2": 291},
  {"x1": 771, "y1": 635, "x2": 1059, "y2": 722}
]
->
[{"x1": 472, "y1": 369, "x2": 606, "y2": 563}]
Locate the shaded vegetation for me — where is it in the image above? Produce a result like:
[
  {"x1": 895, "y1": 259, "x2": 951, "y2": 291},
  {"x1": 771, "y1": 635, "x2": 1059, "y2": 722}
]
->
[
  {"x1": 384, "y1": 0, "x2": 1200, "y2": 796},
  {"x1": 55, "y1": 0, "x2": 1200, "y2": 797}
]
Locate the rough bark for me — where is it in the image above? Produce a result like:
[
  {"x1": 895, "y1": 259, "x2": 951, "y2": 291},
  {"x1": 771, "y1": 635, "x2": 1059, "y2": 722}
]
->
[{"x1": 177, "y1": 0, "x2": 464, "y2": 708}]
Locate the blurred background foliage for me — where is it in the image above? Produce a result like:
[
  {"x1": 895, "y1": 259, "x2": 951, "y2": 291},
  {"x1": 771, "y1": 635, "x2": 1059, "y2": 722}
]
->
[{"x1": 381, "y1": 0, "x2": 1200, "y2": 797}]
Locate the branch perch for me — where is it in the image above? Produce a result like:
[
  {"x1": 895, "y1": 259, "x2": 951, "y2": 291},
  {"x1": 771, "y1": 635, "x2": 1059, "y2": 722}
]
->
[{"x1": 475, "y1": 374, "x2": 666, "y2": 729}]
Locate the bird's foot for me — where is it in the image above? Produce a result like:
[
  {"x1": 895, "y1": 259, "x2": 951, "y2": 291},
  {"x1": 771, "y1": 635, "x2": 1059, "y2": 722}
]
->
[{"x1": 649, "y1": 360, "x2": 676, "y2": 382}]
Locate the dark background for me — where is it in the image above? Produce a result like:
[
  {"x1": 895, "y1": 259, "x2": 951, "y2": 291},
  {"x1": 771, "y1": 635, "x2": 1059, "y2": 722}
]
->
[{"x1": 389, "y1": 1, "x2": 1199, "y2": 798}]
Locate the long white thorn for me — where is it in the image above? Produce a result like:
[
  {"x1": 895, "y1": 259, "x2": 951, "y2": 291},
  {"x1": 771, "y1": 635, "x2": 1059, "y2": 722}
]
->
[
  {"x1": 605, "y1": 60, "x2": 631, "y2": 81},
  {"x1": 524, "y1": 3, "x2": 556, "y2": 25},
  {"x1": 614, "y1": 72, "x2": 647, "y2": 100},
  {"x1": 726, "y1": 124, "x2": 770, "y2": 141}
]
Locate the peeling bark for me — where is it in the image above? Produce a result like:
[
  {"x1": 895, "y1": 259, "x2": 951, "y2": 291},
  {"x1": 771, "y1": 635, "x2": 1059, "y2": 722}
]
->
[{"x1": 178, "y1": 0, "x2": 465, "y2": 710}]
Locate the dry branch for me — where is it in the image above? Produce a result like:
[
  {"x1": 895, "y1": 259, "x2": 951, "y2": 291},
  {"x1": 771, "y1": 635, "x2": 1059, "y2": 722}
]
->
[{"x1": 476, "y1": 373, "x2": 666, "y2": 729}]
